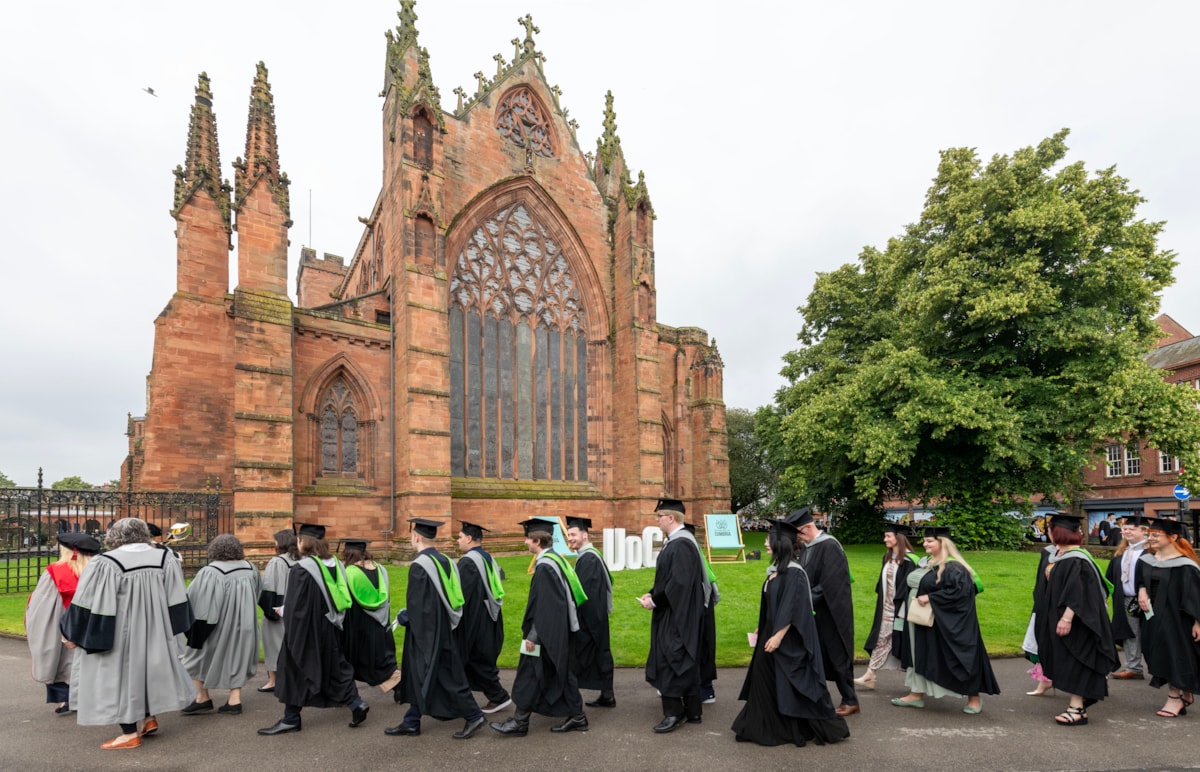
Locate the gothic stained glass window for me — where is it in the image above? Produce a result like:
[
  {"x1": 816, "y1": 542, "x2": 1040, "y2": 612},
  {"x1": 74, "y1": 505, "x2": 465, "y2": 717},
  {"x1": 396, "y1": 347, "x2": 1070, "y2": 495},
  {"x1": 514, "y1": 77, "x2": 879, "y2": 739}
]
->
[
  {"x1": 320, "y1": 377, "x2": 358, "y2": 475},
  {"x1": 450, "y1": 203, "x2": 587, "y2": 481},
  {"x1": 495, "y1": 88, "x2": 554, "y2": 158}
]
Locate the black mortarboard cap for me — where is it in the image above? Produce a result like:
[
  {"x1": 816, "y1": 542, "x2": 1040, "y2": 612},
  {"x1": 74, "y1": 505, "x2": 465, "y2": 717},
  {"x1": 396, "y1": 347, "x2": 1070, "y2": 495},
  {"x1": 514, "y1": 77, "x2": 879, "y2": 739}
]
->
[
  {"x1": 1149, "y1": 518, "x2": 1186, "y2": 537},
  {"x1": 58, "y1": 531, "x2": 102, "y2": 554},
  {"x1": 1120, "y1": 514, "x2": 1150, "y2": 527},
  {"x1": 883, "y1": 522, "x2": 911, "y2": 536},
  {"x1": 566, "y1": 516, "x2": 593, "y2": 531},
  {"x1": 784, "y1": 506, "x2": 814, "y2": 528},
  {"x1": 770, "y1": 518, "x2": 800, "y2": 539},
  {"x1": 296, "y1": 522, "x2": 327, "y2": 540},
  {"x1": 1048, "y1": 512, "x2": 1084, "y2": 531},
  {"x1": 459, "y1": 521, "x2": 488, "y2": 540},
  {"x1": 409, "y1": 518, "x2": 442, "y2": 539},
  {"x1": 340, "y1": 538, "x2": 368, "y2": 552},
  {"x1": 655, "y1": 498, "x2": 686, "y2": 515},
  {"x1": 923, "y1": 525, "x2": 952, "y2": 539},
  {"x1": 519, "y1": 518, "x2": 554, "y2": 537},
  {"x1": 146, "y1": 522, "x2": 163, "y2": 538}
]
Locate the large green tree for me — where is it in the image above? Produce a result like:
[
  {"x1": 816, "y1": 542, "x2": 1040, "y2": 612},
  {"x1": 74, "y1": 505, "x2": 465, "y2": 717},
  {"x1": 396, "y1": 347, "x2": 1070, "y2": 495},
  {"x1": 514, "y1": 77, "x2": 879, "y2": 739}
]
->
[
  {"x1": 774, "y1": 130, "x2": 1200, "y2": 531},
  {"x1": 727, "y1": 407, "x2": 778, "y2": 514},
  {"x1": 0, "y1": 470, "x2": 14, "y2": 488},
  {"x1": 50, "y1": 475, "x2": 93, "y2": 490}
]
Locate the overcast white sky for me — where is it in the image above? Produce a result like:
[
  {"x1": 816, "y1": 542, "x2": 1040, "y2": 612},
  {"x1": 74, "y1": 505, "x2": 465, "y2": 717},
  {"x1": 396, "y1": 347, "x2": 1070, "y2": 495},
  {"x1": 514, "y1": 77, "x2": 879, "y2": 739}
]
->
[{"x1": 2, "y1": 1, "x2": 1199, "y2": 487}]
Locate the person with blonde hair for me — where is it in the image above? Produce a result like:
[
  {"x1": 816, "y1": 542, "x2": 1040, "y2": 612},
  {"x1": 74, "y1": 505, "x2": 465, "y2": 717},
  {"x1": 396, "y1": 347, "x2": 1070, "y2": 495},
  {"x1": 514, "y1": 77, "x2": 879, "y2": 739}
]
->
[
  {"x1": 1136, "y1": 517, "x2": 1200, "y2": 719},
  {"x1": 26, "y1": 531, "x2": 102, "y2": 714},
  {"x1": 891, "y1": 526, "x2": 998, "y2": 714}
]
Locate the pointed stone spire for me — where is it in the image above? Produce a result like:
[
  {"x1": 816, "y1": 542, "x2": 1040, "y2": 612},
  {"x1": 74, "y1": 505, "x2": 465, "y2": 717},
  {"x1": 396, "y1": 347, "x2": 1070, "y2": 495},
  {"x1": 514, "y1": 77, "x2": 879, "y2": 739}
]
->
[
  {"x1": 233, "y1": 62, "x2": 290, "y2": 222},
  {"x1": 596, "y1": 90, "x2": 623, "y2": 175},
  {"x1": 172, "y1": 72, "x2": 231, "y2": 228},
  {"x1": 385, "y1": 0, "x2": 421, "y2": 81}
]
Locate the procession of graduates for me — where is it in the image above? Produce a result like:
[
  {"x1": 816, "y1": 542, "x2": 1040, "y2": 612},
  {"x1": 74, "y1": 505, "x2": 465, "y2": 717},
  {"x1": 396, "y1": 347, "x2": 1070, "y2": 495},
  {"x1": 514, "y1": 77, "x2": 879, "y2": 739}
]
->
[{"x1": 22, "y1": 500, "x2": 1200, "y2": 751}]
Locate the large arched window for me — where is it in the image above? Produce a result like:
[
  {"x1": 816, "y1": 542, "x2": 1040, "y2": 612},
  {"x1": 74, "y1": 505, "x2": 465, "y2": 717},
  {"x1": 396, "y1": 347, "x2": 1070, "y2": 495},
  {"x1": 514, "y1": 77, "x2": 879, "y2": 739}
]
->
[
  {"x1": 320, "y1": 377, "x2": 358, "y2": 475},
  {"x1": 449, "y1": 203, "x2": 587, "y2": 481}
]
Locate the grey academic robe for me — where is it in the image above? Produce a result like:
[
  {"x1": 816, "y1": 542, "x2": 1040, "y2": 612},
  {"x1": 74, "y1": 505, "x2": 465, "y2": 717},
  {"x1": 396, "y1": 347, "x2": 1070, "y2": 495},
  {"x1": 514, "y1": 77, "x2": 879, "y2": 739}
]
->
[
  {"x1": 61, "y1": 544, "x2": 196, "y2": 725},
  {"x1": 26, "y1": 568, "x2": 72, "y2": 687},
  {"x1": 182, "y1": 559, "x2": 262, "y2": 689},
  {"x1": 259, "y1": 553, "x2": 297, "y2": 672}
]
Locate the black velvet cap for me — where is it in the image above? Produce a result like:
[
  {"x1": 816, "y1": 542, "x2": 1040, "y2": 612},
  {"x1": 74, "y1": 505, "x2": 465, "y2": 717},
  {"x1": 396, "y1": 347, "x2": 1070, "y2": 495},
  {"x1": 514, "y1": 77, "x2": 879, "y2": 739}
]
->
[
  {"x1": 340, "y1": 539, "x2": 368, "y2": 552},
  {"x1": 770, "y1": 519, "x2": 800, "y2": 539},
  {"x1": 655, "y1": 498, "x2": 686, "y2": 515},
  {"x1": 58, "y1": 531, "x2": 102, "y2": 554},
  {"x1": 409, "y1": 518, "x2": 442, "y2": 539},
  {"x1": 883, "y1": 522, "x2": 912, "y2": 536},
  {"x1": 1149, "y1": 518, "x2": 1186, "y2": 537},
  {"x1": 459, "y1": 521, "x2": 488, "y2": 540},
  {"x1": 566, "y1": 517, "x2": 593, "y2": 531},
  {"x1": 296, "y1": 522, "x2": 326, "y2": 540},
  {"x1": 923, "y1": 526, "x2": 952, "y2": 539},
  {"x1": 1120, "y1": 514, "x2": 1150, "y2": 527},
  {"x1": 784, "y1": 507, "x2": 814, "y2": 528},
  {"x1": 1048, "y1": 512, "x2": 1084, "y2": 531},
  {"x1": 519, "y1": 519, "x2": 554, "y2": 538}
]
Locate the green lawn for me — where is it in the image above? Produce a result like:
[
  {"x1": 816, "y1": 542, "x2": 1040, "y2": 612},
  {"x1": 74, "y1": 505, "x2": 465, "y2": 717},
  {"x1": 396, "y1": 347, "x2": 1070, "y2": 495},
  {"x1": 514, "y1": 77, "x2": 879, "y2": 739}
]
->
[{"x1": 1, "y1": 539, "x2": 1044, "y2": 667}]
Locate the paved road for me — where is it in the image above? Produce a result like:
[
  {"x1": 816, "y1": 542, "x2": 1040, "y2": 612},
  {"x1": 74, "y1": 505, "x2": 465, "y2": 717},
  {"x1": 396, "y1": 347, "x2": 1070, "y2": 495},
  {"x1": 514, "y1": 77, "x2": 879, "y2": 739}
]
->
[{"x1": 0, "y1": 636, "x2": 1196, "y2": 771}]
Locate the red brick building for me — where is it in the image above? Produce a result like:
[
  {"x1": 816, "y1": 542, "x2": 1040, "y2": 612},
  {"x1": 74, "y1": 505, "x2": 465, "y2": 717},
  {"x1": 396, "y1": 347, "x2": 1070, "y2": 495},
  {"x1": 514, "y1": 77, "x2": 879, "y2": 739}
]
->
[{"x1": 121, "y1": 7, "x2": 729, "y2": 551}]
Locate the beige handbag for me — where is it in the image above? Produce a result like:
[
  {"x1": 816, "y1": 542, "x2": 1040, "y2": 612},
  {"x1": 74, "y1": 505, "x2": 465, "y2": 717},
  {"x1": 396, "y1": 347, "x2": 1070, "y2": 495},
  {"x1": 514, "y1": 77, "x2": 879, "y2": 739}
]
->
[{"x1": 907, "y1": 600, "x2": 935, "y2": 627}]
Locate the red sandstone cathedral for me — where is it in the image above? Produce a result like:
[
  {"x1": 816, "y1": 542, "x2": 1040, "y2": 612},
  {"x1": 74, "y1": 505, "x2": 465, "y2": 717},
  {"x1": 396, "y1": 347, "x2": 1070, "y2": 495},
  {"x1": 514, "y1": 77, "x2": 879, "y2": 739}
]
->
[{"x1": 121, "y1": 3, "x2": 729, "y2": 549}]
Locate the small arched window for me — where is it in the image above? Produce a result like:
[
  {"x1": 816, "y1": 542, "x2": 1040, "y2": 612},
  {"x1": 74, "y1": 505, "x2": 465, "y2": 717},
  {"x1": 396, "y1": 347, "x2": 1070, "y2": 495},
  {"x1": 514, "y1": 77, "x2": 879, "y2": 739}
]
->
[
  {"x1": 320, "y1": 377, "x2": 358, "y2": 475},
  {"x1": 414, "y1": 215, "x2": 436, "y2": 265},
  {"x1": 413, "y1": 111, "x2": 434, "y2": 168}
]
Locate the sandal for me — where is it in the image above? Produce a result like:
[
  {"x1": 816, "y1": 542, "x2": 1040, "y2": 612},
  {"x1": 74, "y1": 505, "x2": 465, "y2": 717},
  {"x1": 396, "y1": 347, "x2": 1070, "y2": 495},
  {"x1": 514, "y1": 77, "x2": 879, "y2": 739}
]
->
[
  {"x1": 1158, "y1": 692, "x2": 1187, "y2": 718},
  {"x1": 1054, "y1": 705, "x2": 1088, "y2": 726}
]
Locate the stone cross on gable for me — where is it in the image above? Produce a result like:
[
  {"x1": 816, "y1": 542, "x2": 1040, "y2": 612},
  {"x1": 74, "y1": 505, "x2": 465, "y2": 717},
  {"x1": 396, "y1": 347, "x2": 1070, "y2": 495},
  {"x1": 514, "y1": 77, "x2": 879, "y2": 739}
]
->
[
  {"x1": 494, "y1": 52, "x2": 506, "y2": 76},
  {"x1": 519, "y1": 14, "x2": 540, "y2": 52}
]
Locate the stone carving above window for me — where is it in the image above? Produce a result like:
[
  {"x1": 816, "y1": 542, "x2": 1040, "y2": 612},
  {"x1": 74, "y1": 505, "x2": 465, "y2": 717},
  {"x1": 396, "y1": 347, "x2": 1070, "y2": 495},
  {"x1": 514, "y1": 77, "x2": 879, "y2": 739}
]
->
[
  {"x1": 451, "y1": 204, "x2": 585, "y2": 331},
  {"x1": 495, "y1": 88, "x2": 554, "y2": 158}
]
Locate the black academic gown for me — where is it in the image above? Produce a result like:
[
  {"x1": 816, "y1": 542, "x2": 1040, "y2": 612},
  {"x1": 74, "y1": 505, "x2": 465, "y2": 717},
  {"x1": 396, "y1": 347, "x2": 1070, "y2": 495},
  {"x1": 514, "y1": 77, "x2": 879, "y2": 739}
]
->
[
  {"x1": 342, "y1": 566, "x2": 398, "y2": 687},
  {"x1": 455, "y1": 548, "x2": 507, "y2": 701},
  {"x1": 511, "y1": 553, "x2": 582, "y2": 716},
  {"x1": 275, "y1": 561, "x2": 357, "y2": 709},
  {"x1": 645, "y1": 534, "x2": 706, "y2": 699},
  {"x1": 799, "y1": 535, "x2": 855, "y2": 684},
  {"x1": 396, "y1": 549, "x2": 478, "y2": 719},
  {"x1": 1137, "y1": 555, "x2": 1200, "y2": 692},
  {"x1": 1033, "y1": 552, "x2": 1118, "y2": 701},
  {"x1": 863, "y1": 553, "x2": 916, "y2": 654},
  {"x1": 732, "y1": 564, "x2": 850, "y2": 747},
  {"x1": 902, "y1": 561, "x2": 1000, "y2": 696},
  {"x1": 1104, "y1": 554, "x2": 1136, "y2": 643},
  {"x1": 573, "y1": 548, "x2": 614, "y2": 691}
]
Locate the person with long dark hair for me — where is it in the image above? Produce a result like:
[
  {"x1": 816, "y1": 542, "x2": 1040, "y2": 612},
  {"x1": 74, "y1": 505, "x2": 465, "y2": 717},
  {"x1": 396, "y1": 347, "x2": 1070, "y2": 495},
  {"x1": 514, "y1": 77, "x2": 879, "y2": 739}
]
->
[
  {"x1": 856, "y1": 523, "x2": 917, "y2": 690},
  {"x1": 731, "y1": 519, "x2": 849, "y2": 746},
  {"x1": 891, "y1": 526, "x2": 999, "y2": 713},
  {"x1": 257, "y1": 529, "x2": 299, "y2": 693},
  {"x1": 1033, "y1": 513, "x2": 1119, "y2": 726},
  {"x1": 341, "y1": 539, "x2": 402, "y2": 695},
  {"x1": 1136, "y1": 518, "x2": 1200, "y2": 719}
]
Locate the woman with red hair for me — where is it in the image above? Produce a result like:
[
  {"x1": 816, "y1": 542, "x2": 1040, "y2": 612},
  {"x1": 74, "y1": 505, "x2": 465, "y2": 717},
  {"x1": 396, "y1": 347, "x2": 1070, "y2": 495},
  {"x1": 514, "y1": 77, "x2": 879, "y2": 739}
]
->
[
  {"x1": 1136, "y1": 518, "x2": 1200, "y2": 718},
  {"x1": 1033, "y1": 513, "x2": 1119, "y2": 727}
]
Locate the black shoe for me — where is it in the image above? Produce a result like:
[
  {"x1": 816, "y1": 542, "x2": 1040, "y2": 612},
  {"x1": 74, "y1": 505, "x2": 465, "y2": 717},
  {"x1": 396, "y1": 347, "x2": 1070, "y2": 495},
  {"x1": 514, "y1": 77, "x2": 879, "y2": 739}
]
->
[
  {"x1": 384, "y1": 723, "x2": 420, "y2": 736},
  {"x1": 349, "y1": 704, "x2": 369, "y2": 727},
  {"x1": 686, "y1": 715, "x2": 702, "y2": 724},
  {"x1": 490, "y1": 718, "x2": 529, "y2": 736},
  {"x1": 653, "y1": 715, "x2": 686, "y2": 733},
  {"x1": 218, "y1": 703, "x2": 243, "y2": 715},
  {"x1": 551, "y1": 715, "x2": 589, "y2": 733},
  {"x1": 482, "y1": 697, "x2": 513, "y2": 714},
  {"x1": 586, "y1": 695, "x2": 617, "y2": 708},
  {"x1": 453, "y1": 715, "x2": 486, "y2": 740},
  {"x1": 182, "y1": 699, "x2": 214, "y2": 715},
  {"x1": 257, "y1": 719, "x2": 301, "y2": 735}
]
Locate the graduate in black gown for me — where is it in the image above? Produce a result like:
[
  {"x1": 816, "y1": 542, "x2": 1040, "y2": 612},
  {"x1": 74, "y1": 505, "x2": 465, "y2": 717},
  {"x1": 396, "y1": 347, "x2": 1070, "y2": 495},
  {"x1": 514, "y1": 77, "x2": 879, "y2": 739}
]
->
[
  {"x1": 1021, "y1": 538, "x2": 1058, "y2": 696},
  {"x1": 857, "y1": 523, "x2": 918, "y2": 689},
  {"x1": 682, "y1": 522, "x2": 719, "y2": 707},
  {"x1": 566, "y1": 516, "x2": 616, "y2": 708},
  {"x1": 892, "y1": 526, "x2": 999, "y2": 713},
  {"x1": 641, "y1": 499, "x2": 707, "y2": 733},
  {"x1": 258, "y1": 523, "x2": 369, "y2": 736},
  {"x1": 340, "y1": 539, "x2": 401, "y2": 694},
  {"x1": 388, "y1": 518, "x2": 485, "y2": 739},
  {"x1": 792, "y1": 507, "x2": 859, "y2": 716},
  {"x1": 1033, "y1": 513, "x2": 1119, "y2": 726},
  {"x1": 732, "y1": 519, "x2": 850, "y2": 747},
  {"x1": 491, "y1": 519, "x2": 588, "y2": 735},
  {"x1": 1136, "y1": 517, "x2": 1200, "y2": 719},
  {"x1": 455, "y1": 521, "x2": 512, "y2": 714}
]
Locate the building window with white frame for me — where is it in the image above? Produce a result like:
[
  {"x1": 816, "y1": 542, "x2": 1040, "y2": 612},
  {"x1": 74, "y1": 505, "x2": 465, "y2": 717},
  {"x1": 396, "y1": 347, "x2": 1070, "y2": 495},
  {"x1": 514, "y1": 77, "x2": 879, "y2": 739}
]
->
[
  {"x1": 1161, "y1": 451, "x2": 1181, "y2": 474},
  {"x1": 1105, "y1": 445, "x2": 1122, "y2": 477}
]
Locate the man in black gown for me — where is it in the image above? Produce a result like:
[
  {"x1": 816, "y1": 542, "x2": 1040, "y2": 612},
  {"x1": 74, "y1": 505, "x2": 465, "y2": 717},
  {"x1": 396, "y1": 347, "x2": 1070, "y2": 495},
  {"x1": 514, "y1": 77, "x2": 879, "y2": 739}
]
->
[
  {"x1": 387, "y1": 518, "x2": 486, "y2": 740},
  {"x1": 566, "y1": 516, "x2": 615, "y2": 708},
  {"x1": 792, "y1": 507, "x2": 859, "y2": 716},
  {"x1": 455, "y1": 521, "x2": 512, "y2": 714},
  {"x1": 641, "y1": 499, "x2": 707, "y2": 733},
  {"x1": 258, "y1": 523, "x2": 369, "y2": 735},
  {"x1": 491, "y1": 519, "x2": 589, "y2": 735}
]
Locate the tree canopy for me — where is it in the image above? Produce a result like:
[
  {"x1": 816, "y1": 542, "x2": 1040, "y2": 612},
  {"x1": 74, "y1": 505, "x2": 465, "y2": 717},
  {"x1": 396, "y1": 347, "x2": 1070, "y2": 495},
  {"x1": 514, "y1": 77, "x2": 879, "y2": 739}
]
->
[
  {"x1": 773, "y1": 130, "x2": 1200, "y2": 518},
  {"x1": 0, "y1": 470, "x2": 14, "y2": 488},
  {"x1": 727, "y1": 407, "x2": 778, "y2": 514},
  {"x1": 50, "y1": 475, "x2": 93, "y2": 490}
]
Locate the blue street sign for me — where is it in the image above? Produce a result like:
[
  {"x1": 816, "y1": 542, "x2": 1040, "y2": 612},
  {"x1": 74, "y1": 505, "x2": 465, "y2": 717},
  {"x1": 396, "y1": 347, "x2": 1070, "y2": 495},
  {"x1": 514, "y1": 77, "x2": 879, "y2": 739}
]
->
[{"x1": 1174, "y1": 484, "x2": 1191, "y2": 501}]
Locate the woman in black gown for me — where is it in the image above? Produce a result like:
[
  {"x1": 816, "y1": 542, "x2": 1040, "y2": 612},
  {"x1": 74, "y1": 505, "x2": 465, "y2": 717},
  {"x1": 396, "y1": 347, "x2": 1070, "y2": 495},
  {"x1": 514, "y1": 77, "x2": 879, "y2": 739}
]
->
[
  {"x1": 731, "y1": 520, "x2": 849, "y2": 747},
  {"x1": 1136, "y1": 518, "x2": 1200, "y2": 719},
  {"x1": 341, "y1": 540, "x2": 402, "y2": 695}
]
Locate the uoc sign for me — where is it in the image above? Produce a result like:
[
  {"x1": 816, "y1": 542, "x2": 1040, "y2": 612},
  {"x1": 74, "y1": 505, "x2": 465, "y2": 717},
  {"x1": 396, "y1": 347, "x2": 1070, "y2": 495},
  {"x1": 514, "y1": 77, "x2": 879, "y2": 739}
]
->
[{"x1": 601, "y1": 526, "x2": 663, "y2": 571}]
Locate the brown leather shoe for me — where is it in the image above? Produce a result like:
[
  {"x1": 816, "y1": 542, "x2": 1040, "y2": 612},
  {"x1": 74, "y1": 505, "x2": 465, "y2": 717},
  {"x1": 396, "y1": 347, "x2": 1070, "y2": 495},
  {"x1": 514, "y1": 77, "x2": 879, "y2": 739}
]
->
[
  {"x1": 835, "y1": 703, "x2": 861, "y2": 716},
  {"x1": 139, "y1": 717, "x2": 159, "y2": 737},
  {"x1": 1113, "y1": 670, "x2": 1145, "y2": 680},
  {"x1": 101, "y1": 735, "x2": 142, "y2": 750}
]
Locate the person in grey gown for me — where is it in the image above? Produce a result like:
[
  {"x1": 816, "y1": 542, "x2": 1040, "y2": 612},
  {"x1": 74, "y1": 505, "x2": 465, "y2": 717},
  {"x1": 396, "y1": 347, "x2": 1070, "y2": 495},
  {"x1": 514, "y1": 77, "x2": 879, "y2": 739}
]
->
[
  {"x1": 181, "y1": 534, "x2": 262, "y2": 716},
  {"x1": 258, "y1": 529, "x2": 299, "y2": 692},
  {"x1": 60, "y1": 517, "x2": 196, "y2": 750}
]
